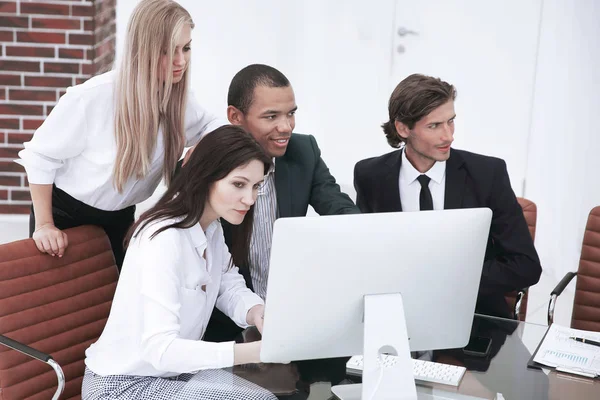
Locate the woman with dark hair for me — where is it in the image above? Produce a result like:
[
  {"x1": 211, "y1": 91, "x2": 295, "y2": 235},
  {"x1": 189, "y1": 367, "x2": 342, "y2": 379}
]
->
[{"x1": 81, "y1": 125, "x2": 276, "y2": 400}]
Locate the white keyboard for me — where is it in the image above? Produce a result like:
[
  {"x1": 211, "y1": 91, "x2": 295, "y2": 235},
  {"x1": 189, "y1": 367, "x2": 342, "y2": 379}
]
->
[{"x1": 346, "y1": 355, "x2": 466, "y2": 387}]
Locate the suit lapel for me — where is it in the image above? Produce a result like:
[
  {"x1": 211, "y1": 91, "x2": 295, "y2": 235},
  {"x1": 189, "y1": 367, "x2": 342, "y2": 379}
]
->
[
  {"x1": 382, "y1": 150, "x2": 403, "y2": 212},
  {"x1": 274, "y1": 157, "x2": 292, "y2": 218},
  {"x1": 444, "y1": 150, "x2": 466, "y2": 209}
]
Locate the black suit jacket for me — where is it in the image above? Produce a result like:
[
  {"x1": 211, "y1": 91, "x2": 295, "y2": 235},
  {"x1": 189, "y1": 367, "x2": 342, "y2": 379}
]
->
[
  {"x1": 353, "y1": 148, "x2": 542, "y2": 318},
  {"x1": 223, "y1": 133, "x2": 360, "y2": 289}
]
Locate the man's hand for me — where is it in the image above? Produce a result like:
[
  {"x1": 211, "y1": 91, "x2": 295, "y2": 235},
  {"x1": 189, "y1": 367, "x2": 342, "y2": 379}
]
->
[
  {"x1": 246, "y1": 304, "x2": 265, "y2": 334},
  {"x1": 32, "y1": 223, "x2": 69, "y2": 257}
]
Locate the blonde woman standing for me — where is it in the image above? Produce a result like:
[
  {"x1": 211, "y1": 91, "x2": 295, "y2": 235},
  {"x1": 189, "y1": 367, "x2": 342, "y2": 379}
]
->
[{"x1": 17, "y1": 0, "x2": 222, "y2": 268}]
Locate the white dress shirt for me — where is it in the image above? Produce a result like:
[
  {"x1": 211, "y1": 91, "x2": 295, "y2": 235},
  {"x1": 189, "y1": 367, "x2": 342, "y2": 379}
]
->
[
  {"x1": 16, "y1": 70, "x2": 224, "y2": 211},
  {"x1": 84, "y1": 218, "x2": 263, "y2": 377},
  {"x1": 398, "y1": 149, "x2": 446, "y2": 211}
]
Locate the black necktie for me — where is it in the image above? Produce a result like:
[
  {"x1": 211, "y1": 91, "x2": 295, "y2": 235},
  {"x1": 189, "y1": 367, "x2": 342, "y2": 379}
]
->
[{"x1": 417, "y1": 174, "x2": 433, "y2": 211}]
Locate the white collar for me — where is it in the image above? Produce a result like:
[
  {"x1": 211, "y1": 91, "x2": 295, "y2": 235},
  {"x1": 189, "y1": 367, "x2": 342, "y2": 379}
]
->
[
  {"x1": 400, "y1": 148, "x2": 446, "y2": 185},
  {"x1": 188, "y1": 219, "x2": 220, "y2": 249}
]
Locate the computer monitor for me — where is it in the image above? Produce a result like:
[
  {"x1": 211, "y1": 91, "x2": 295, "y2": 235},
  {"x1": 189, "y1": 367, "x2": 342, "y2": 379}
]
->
[
  {"x1": 260, "y1": 209, "x2": 492, "y2": 399},
  {"x1": 260, "y1": 209, "x2": 492, "y2": 362}
]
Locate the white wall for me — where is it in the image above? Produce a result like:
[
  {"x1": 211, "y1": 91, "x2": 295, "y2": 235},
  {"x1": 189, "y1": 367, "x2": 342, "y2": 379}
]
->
[
  {"x1": 525, "y1": 0, "x2": 600, "y2": 280},
  {"x1": 273, "y1": 1, "x2": 395, "y2": 193}
]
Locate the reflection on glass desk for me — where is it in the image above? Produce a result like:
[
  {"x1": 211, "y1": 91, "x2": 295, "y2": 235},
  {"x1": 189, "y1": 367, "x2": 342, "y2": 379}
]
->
[{"x1": 231, "y1": 314, "x2": 600, "y2": 400}]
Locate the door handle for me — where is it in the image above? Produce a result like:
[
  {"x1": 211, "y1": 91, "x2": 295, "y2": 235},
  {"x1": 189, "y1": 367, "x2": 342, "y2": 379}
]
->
[{"x1": 397, "y1": 27, "x2": 418, "y2": 37}]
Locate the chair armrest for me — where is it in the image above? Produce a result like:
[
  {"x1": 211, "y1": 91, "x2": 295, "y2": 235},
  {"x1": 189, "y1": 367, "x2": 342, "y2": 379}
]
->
[
  {"x1": 551, "y1": 272, "x2": 578, "y2": 296},
  {"x1": 547, "y1": 272, "x2": 578, "y2": 325},
  {"x1": 0, "y1": 334, "x2": 65, "y2": 400},
  {"x1": 0, "y1": 333, "x2": 52, "y2": 362}
]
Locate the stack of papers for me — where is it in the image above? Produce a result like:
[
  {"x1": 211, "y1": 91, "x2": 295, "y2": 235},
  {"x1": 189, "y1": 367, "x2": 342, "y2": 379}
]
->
[{"x1": 533, "y1": 324, "x2": 600, "y2": 377}]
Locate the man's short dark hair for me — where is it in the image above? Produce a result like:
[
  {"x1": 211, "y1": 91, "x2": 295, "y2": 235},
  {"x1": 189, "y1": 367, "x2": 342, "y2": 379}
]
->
[
  {"x1": 382, "y1": 74, "x2": 457, "y2": 148},
  {"x1": 228, "y1": 64, "x2": 290, "y2": 114}
]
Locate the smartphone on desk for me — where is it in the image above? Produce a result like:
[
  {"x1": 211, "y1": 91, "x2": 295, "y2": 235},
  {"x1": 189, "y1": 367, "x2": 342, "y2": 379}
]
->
[{"x1": 463, "y1": 336, "x2": 492, "y2": 357}]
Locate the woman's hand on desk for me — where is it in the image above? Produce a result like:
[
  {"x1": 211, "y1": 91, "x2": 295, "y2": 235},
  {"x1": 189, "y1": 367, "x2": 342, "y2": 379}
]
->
[
  {"x1": 33, "y1": 223, "x2": 69, "y2": 257},
  {"x1": 246, "y1": 304, "x2": 265, "y2": 334}
]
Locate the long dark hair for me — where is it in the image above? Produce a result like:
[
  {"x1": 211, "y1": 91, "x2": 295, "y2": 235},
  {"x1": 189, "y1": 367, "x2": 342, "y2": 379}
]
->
[{"x1": 125, "y1": 124, "x2": 271, "y2": 267}]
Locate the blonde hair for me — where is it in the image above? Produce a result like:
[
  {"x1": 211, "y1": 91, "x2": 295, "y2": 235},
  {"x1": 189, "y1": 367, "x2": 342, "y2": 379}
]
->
[{"x1": 113, "y1": 0, "x2": 194, "y2": 192}]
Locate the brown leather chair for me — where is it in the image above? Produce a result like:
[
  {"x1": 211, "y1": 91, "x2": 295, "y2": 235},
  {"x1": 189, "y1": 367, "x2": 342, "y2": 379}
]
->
[
  {"x1": 504, "y1": 197, "x2": 538, "y2": 320},
  {"x1": 548, "y1": 206, "x2": 600, "y2": 332},
  {"x1": 0, "y1": 225, "x2": 118, "y2": 400}
]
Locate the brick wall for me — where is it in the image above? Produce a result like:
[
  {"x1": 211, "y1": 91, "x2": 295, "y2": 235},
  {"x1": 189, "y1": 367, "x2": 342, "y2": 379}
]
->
[{"x1": 0, "y1": 0, "x2": 116, "y2": 214}]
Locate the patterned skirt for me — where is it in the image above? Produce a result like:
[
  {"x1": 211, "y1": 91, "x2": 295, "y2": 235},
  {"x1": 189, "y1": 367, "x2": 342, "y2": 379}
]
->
[{"x1": 82, "y1": 367, "x2": 278, "y2": 400}]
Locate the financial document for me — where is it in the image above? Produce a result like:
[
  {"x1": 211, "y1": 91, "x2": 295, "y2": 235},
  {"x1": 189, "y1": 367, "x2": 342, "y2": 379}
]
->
[{"x1": 533, "y1": 324, "x2": 600, "y2": 375}]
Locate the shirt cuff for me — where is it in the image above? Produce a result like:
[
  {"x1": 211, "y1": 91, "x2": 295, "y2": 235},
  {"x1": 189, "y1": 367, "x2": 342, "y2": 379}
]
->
[
  {"x1": 14, "y1": 158, "x2": 56, "y2": 184},
  {"x1": 160, "y1": 338, "x2": 236, "y2": 372},
  {"x1": 207, "y1": 340, "x2": 236, "y2": 369},
  {"x1": 233, "y1": 292, "x2": 264, "y2": 328}
]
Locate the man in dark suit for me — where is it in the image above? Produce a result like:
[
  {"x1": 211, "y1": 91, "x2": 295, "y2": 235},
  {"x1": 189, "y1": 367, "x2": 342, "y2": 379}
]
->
[
  {"x1": 354, "y1": 74, "x2": 541, "y2": 318},
  {"x1": 204, "y1": 64, "x2": 359, "y2": 341}
]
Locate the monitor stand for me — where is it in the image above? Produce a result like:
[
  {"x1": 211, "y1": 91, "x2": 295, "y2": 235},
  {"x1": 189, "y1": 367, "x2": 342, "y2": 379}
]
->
[
  {"x1": 331, "y1": 293, "x2": 487, "y2": 400},
  {"x1": 336, "y1": 293, "x2": 417, "y2": 400}
]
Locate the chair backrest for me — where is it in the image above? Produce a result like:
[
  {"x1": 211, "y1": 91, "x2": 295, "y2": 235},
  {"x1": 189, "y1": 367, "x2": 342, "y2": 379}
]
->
[
  {"x1": 0, "y1": 225, "x2": 118, "y2": 400},
  {"x1": 504, "y1": 197, "x2": 538, "y2": 320},
  {"x1": 571, "y1": 206, "x2": 600, "y2": 332},
  {"x1": 518, "y1": 197, "x2": 537, "y2": 241}
]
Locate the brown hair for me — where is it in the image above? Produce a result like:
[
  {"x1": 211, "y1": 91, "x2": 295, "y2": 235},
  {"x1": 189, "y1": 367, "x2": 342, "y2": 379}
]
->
[
  {"x1": 125, "y1": 125, "x2": 271, "y2": 269},
  {"x1": 382, "y1": 74, "x2": 457, "y2": 148}
]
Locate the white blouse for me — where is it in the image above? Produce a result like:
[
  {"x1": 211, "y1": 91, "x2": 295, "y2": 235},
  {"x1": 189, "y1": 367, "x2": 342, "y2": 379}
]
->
[
  {"x1": 85, "y1": 218, "x2": 263, "y2": 377},
  {"x1": 16, "y1": 70, "x2": 224, "y2": 211}
]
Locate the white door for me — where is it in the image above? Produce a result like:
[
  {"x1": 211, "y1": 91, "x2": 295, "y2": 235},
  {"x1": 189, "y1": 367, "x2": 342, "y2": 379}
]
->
[{"x1": 391, "y1": 0, "x2": 543, "y2": 194}]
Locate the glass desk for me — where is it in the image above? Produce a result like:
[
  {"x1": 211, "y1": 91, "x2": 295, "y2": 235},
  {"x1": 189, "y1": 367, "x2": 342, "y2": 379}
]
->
[{"x1": 233, "y1": 314, "x2": 600, "y2": 400}]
